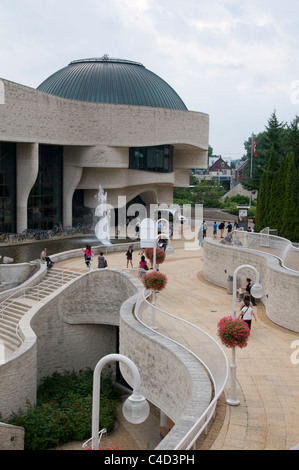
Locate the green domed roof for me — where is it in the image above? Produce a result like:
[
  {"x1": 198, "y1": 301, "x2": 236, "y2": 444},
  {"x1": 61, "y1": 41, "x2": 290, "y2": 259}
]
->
[{"x1": 37, "y1": 56, "x2": 187, "y2": 110}]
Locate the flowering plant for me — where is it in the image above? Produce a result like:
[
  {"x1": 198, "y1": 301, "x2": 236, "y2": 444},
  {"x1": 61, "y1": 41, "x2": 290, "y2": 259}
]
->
[
  {"x1": 142, "y1": 271, "x2": 168, "y2": 291},
  {"x1": 145, "y1": 247, "x2": 166, "y2": 265},
  {"x1": 217, "y1": 316, "x2": 250, "y2": 349}
]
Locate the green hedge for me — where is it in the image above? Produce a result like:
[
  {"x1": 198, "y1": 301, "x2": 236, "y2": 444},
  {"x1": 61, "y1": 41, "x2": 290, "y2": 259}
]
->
[{"x1": 7, "y1": 369, "x2": 121, "y2": 450}]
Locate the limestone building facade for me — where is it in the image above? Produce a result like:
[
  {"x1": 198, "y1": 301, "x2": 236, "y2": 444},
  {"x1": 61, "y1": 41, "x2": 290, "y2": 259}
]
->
[{"x1": 0, "y1": 56, "x2": 209, "y2": 233}]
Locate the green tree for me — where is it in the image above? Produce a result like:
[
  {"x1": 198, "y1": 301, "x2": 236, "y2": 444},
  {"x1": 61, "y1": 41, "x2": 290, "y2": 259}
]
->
[
  {"x1": 280, "y1": 153, "x2": 298, "y2": 240},
  {"x1": 264, "y1": 110, "x2": 285, "y2": 161},
  {"x1": 191, "y1": 180, "x2": 226, "y2": 207},
  {"x1": 284, "y1": 115, "x2": 299, "y2": 168},
  {"x1": 269, "y1": 154, "x2": 287, "y2": 231},
  {"x1": 242, "y1": 110, "x2": 285, "y2": 192}
]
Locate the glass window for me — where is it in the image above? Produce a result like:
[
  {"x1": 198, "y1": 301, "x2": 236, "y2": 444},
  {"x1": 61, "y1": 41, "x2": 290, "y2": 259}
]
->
[
  {"x1": 0, "y1": 142, "x2": 16, "y2": 233},
  {"x1": 27, "y1": 145, "x2": 63, "y2": 230},
  {"x1": 129, "y1": 145, "x2": 173, "y2": 173}
]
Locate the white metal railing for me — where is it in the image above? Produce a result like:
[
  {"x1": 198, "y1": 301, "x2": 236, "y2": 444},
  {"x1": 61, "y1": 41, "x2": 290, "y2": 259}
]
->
[
  {"x1": 0, "y1": 267, "x2": 83, "y2": 350},
  {"x1": 220, "y1": 229, "x2": 299, "y2": 274},
  {"x1": 134, "y1": 288, "x2": 229, "y2": 450}
]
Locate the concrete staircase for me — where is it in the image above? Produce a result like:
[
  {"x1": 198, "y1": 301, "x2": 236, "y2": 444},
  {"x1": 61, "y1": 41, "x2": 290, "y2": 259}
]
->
[{"x1": 0, "y1": 268, "x2": 82, "y2": 357}]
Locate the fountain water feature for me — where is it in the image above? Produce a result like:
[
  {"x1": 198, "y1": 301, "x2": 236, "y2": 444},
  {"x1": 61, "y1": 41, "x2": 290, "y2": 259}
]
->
[{"x1": 94, "y1": 185, "x2": 112, "y2": 245}]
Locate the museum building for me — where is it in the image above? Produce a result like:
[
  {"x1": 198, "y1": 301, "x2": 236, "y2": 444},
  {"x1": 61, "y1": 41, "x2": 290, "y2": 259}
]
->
[{"x1": 0, "y1": 56, "x2": 209, "y2": 233}]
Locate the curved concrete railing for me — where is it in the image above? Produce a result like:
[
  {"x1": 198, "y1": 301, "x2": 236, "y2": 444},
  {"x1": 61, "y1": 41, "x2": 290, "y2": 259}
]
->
[
  {"x1": 204, "y1": 236, "x2": 299, "y2": 333},
  {"x1": 220, "y1": 229, "x2": 299, "y2": 274},
  {"x1": 129, "y1": 288, "x2": 229, "y2": 450}
]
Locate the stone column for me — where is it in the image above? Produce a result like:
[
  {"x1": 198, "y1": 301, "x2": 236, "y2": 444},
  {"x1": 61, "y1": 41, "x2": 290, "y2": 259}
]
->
[
  {"x1": 63, "y1": 162, "x2": 83, "y2": 227},
  {"x1": 16, "y1": 143, "x2": 39, "y2": 233}
]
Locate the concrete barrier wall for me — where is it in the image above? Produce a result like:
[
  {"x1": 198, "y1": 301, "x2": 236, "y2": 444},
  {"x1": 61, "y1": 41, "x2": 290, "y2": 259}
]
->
[
  {"x1": 119, "y1": 295, "x2": 212, "y2": 450},
  {"x1": 0, "y1": 423, "x2": 24, "y2": 450},
  {"x1": 0, "y1": 268, "x2": 140, "y2": 421},
  {"x1": 0, "y1": 263, "x2": 41, "y2": 293},
  {"x1": 203, "y1": 237, "x2": 299, "y2": 333}
]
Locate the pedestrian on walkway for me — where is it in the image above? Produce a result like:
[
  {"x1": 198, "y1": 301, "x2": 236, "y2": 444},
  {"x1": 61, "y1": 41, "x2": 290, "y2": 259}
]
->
[
  {"x1": 238, "y1": 296, "x2": 257, "y2": 329},
  {"x1": 126, "y1": 246, "x2": 134, "y2": 268},
  {"x1": 82, "y1": 245, "x2": 94, "y2": 269},
  {"x1": 218, "y1": 221, "x2": 225, "y2": 238},
  {"x1": 213, "y1": 221, "x2": 218, "y2": 238},
  {"x1": 227, "y1": 222, "x2": 232, "y2": 234},
  {"x1": 201, "y1": 220, "x2": 207, "y2": 238},
  {"x1": 139, "y1": 255, "x2": 148, "y2": 278}
]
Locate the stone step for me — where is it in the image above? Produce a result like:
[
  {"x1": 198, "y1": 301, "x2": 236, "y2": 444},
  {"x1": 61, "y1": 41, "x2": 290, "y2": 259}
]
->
[
  {"x1": 0, "y1": 267, "x2": 84, "y2": 357},
  {"x1": 0, "y1": 330, "x2": 21, "y2": 349}
]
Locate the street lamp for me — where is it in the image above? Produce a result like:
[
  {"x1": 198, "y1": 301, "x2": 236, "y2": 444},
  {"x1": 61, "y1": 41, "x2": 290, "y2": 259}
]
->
[
  {"x1": 226, "y1": 264, "x2": 264, "y2": 406},
  {"x1": 91, "y1": 353, "x2": 150, "y2": 450},
  {"x1": 140, "y1": 217, "x2": 173, "y2": 329}
]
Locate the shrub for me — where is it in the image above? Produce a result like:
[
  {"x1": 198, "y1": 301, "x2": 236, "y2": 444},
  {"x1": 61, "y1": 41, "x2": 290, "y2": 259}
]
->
[{"x1": 7, "y1": 370, "x2": 121, "y2": 450}]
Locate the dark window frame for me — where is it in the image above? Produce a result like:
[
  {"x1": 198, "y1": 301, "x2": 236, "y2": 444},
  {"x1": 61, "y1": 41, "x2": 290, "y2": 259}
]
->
[{"x1": 129, "y1": 145, "x2": 173, "y2": 173}]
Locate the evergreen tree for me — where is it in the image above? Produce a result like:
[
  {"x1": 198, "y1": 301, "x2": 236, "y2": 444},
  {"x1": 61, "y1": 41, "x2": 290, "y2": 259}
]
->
[
  {"x1": 280, "y1": 153, "x2": 297, "y2": 241},
  {"x1": 264, "y1": 110, "x2": 285, "y2": 161},
  {"x1": 284, "y1": 115, "x2": 299, "y2": 168},
  {"x1": 242, "y1": 111, "x2": 285, "y2": 192},
  {"x1": 270, "y1": 156, "x2": 287, "y2": 233},
  {"x1": 265, "y1": 147, "x2": 279, "y2": 229},
  {"x1": 254, "y1": 146, "x2": 278, "y2": 231},
  {"x1": 254, "y1": 168, "x2": 267, "y2": 233}
]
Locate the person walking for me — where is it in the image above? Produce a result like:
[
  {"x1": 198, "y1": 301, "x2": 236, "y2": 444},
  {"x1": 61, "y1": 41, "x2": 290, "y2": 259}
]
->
[
  {"x1": 201, "y1": 220, "x2": 207, "y2": 238},
  {"x1": 126, "y1": 246, "x2": 134, "y2": 268},
  {"x1": 227, "y1": 222, "x2": 232, "y2": 234},
  {"x1": 82, "y1": 245, "x2": 94, "y2": 269},
  {"x1": 139, "y1": 255, "x2": 148, "y2": 278},
  {"x1": 238, "y1": 296, "x2": 257, "y2": 329},
  {"x1": 213, "y1": 221, "x2": 218, "y2": 239}
]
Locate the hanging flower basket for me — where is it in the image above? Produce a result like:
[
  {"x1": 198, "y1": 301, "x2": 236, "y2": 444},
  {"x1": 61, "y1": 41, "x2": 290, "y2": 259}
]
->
[
  {"x1": 142, "y1": 271, "x2": 168, "y2": 292},
  {"x1": 217, "y1": 316, "x2": 250, "y2": 349},
  {"x1": 144, "y1": 247, "x2": 166, "y2": 265}
]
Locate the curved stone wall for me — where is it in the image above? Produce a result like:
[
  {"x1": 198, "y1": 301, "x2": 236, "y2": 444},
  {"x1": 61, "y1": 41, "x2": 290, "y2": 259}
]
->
[
  {"x1": 119, "y1": 295, "x2": 212, "y2": 450},
  {"x1": 1, "y1": 265, "x2": 213, "y2": 449},
  {"x1": 0, "y1": 269, "x2": 140, "y2": 420},
  {"x1": 203, "y1": 237, "x2": 299, "y2": 333}
]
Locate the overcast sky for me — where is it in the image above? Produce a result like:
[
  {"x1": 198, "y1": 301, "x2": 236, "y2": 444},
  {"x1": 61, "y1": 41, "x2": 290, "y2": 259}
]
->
[{"x1": 1, "y1": 0, "x2": 299, "y2": 159}]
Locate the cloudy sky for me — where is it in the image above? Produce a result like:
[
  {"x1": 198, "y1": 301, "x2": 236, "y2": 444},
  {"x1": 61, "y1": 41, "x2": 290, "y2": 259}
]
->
[{"x1": 1, "y1": 0, "x2": 299, "y2": 159}]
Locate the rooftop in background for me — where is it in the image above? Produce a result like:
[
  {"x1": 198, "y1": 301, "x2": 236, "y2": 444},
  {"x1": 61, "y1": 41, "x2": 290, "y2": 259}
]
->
[{"x1": 37, "y1": 55, "x2": 187, "y2": 110}]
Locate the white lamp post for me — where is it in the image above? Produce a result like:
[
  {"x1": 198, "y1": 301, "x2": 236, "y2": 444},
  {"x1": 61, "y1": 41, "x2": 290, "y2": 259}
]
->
[
  {"x1": 226, "y1": 264, "x2": 264, "y2": 406},
  {"x1": 91, "y1": 353, "x2": 150, "y2": 450}
]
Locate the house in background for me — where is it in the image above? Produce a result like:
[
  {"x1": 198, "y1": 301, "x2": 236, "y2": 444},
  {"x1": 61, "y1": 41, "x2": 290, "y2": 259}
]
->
[{"x1": 208, "y1": 157, "x2": 233, "y2": 190}]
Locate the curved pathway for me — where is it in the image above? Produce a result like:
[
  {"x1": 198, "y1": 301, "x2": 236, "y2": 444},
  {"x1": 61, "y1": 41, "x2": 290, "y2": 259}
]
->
[{"x1": 54, "y1": 238, "x2": 299, "y2": 450}]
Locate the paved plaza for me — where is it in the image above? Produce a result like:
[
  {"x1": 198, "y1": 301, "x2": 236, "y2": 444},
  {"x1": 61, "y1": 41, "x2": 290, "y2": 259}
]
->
[{"x1": 53, "y1": 231, "x2": 299, "y2": 451}]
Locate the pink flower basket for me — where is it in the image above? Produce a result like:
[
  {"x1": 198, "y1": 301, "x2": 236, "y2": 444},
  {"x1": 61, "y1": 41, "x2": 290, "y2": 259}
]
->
[
  {"x1": 217, "y1": 316, "x2": 251, "y2": 349},
  {"x1": 142, "y1": 271, "x2": 168, "y2": 292},
  {"x1": 144, "y1": 247, "x2": 166, "y2": 265}
]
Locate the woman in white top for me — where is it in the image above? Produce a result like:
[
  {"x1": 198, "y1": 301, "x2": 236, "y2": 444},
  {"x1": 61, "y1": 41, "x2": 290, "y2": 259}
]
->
[{"x1": 238, "y1": 296, "x2": 257, "y2": 329}]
